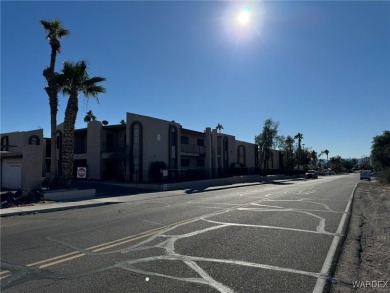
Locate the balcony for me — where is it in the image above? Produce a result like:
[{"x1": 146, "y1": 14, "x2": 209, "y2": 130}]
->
[
  {"x1": 180, "y1": 144, "x2": 205, "y2": 156},
  {"x1": 101, "y1": 141, "x2": 126, "y2": 159}
]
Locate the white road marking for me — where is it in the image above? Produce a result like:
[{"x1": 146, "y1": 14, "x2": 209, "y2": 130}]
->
[{"x1": 312, "y1": 183, "x2": 357, "y2": 293}]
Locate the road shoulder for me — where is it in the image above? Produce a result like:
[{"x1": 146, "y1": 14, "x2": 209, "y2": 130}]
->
[{"x1": 330, "y1": 181, "x2": 390, "y2": 292}]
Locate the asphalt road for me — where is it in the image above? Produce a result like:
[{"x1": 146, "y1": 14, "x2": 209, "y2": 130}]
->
[{"x1": 0, "y1": 174, "x2": 359, "y2": 293}]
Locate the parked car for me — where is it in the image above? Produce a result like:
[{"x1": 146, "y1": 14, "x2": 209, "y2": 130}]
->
[
  {"x1": 305, "y1": 170, "x2": 318, "y2": 179},
  {"x1": 360, "y1": 170, "x2": 372, "y2": 181}
]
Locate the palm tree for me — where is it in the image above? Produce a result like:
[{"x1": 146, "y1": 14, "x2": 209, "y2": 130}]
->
[
  {"x1": 84, "y1": 110, "x2": 96, "y2": 123},
  {"x1": 294, "y1": 133, "x2": 303, "y2": 169},
  {"x1": 216, "y1": 123, "x2": 224, "y2": 133},
  {"x1": 57, "y1": 61, "x2": 106, "y2": 187},
  {"x1": 323, "y1": 149, "x2": 330, "y2": 167},
  {"x1": 41, "y1": 18, "x2": 70, "y2": 184}
]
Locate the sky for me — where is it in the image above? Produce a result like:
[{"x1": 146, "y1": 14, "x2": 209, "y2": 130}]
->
[{"x1": 1, "y1": 0, "x2": 389, "y2": 160}]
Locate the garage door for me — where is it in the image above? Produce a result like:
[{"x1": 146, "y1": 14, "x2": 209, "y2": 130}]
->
[{"x1": 1, "y1": 159, "x2": 22, "y2": 189}]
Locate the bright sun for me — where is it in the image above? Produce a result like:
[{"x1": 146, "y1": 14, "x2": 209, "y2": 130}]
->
[{"x1": 236, "y1": 6, "x2": 251, "y2": 26}]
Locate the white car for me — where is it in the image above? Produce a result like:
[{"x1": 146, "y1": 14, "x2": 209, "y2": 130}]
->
[{"x1": 360, "y1": 170, "x2": 372, "y2": 181}]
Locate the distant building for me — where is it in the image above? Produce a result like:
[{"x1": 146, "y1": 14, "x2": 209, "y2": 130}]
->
[
  {"x1": 1, "y1": 112, "x2": 284, "y2": 190},
  {"x1": 1, "y1": 129, "x2": 45, "y2": 190}
]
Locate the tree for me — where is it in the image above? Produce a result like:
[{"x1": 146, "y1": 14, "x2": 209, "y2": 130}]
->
[
  {"x1": 359, "y1": 156, "x2": 372, "y2": 170},
  {"x1": 371, "y1": 131, "x2": 390, "y2": 182},
  {"x1": 216, "y1": 123, "x2": 224, "y2": 133},
  {"x1": 322, "y1": 149, "x2": 330, "y2": 168},
  {"x1": 341, "y1": 158, "x2": 355, "y2": 172},
  {"x1": 279, "y1": 135, "x2": 295, "y2": 174},
  {"x1": 329, "y1": 156, "x2": 342, "y2": 173},
  {"x1": 310, "y1": 150, "x2": 318, "y2": 168},
  {"x1": 120, "y1": 119, "x2": 126, "y2": 125},
  {"x1": 371, "y1": 131, "x2": 390, "y2": 171},
  {"x1": 83, "y1": 110, "x2": 96, "y2": 123},
  {"x1": 255, "y1": 119, "x2": 279, "y2": 176},
  {"x1": 294, "y1": 133, "x2": 303, "y2": 168},
  {"x1": 57, "y1": 61, "x2": 106, "y2": 187},
  {"x1": 41, "y1": 18, "x2": 70, "y2": 184}
]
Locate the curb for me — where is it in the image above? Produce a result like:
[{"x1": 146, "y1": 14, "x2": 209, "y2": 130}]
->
[{"x1": 0, "y1": 202, "x2": 112, "y2": 217}]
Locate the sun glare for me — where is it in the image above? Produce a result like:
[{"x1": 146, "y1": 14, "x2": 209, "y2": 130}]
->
[
  {"x1": 236, "y1": 6, "x2": 251, "y2": 26},
  {"x1": 223, "y1": 3, "x2": 265, "y2": 44}
]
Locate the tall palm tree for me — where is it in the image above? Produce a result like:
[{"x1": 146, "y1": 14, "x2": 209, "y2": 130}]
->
[
  {"x1": 57, "y1": 61, "x2": 106, "y2": 187},
  {"x1": 41, "y1": 18, "x2": 70, "y2": 184},
  {"x1": 84, "y1": 110, "x2": 96, "y2": 123},
  {"x1": 216, "y1": 123, "x2": 224, "y2": 133},
  {"x1": 294, "y1": 133, "x2": 303, "y2": 169},
  {"x1": 323, "y1": 149, "x2": 330, "y2": 167}
]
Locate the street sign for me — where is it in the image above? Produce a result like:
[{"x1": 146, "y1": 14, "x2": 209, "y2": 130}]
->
[{"x1": 77, "y1": 167, "x2": 87, "y2": 179}]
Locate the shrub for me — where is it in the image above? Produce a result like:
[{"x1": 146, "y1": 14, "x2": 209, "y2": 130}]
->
[{"x1": 378, "y1": 168, "x2": 390, "y2": 184}]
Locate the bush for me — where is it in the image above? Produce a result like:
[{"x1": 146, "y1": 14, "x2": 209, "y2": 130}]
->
[
  {"x1": 378, "y1": 168, "x2": 390, "y2": 184},
  {"x1": 149, "y1": 161, "x2": 167, "y2": 181}
]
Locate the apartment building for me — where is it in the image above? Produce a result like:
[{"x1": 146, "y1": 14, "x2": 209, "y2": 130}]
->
[
  {"x1": 1, "y1": 112, "x2": 283, "y2": 190},
  {"x1": 0, "y1": 129, "x2": 45, "y2": 190}
]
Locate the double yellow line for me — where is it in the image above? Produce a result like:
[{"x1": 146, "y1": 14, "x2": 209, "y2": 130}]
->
[
  {"x1": 0, "y1": 226, "x2": 164, "y2": 280},
  {"x1": 0, "y1": 199, "x2": 259, "y2": 281}
]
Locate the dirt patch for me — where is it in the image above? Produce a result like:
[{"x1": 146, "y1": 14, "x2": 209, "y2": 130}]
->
[{"x1": 330, "y1": 181, "x2": 390, "y2": 292}]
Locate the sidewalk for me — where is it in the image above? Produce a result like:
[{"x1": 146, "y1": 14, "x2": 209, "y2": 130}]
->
[{"x1": 0, "y1": 179, "x2": 281, "y2": 217}]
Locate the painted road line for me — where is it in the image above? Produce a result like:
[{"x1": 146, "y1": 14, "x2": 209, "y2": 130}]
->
[
  {"x1": 312, "y1": 183, "x2": 357, "y2": 293},
  {"x1": 0, "y1": 270, "x2": 10, "y2": 276},
  {"x1": 7, "y1": 194, "x2": 278, "y2": 275},
  {"x1": 86, "y1": 226, "x2": 164, "y2": 250},
  {"x1": 91, "y1": 230, "x2": 164, "y2": 252},
  {"x1": 38, "y1": 253, "x2": 86, "y2": 269},
  {"x1": 26, "y1": 251, "x2": 82, "y2": 267},
  {"x1": 0, "y1": 270, "x2": 11, "y2": 280}
]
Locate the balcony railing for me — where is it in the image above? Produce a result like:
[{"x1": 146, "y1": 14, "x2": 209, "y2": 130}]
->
[
  {"x1": 101, "y1": 141, "x2": 126, "y2": 155},
  {"x1": 180, "y1": 144, "x2": 205, "y2": 156}
]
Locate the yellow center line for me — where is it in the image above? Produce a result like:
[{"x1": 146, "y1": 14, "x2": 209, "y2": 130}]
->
[
  {"x1": 91, "y1": 229, "x2": 164, "y2": 252},
  {"x1": 0, "y1": 270, "x2": 10, "y2": 276},
  {"x1": 26, "y1": 251, "x2": 82, "y2": 267},
  {"x1": 38, "y1": 253, "x2": 87, "y2": 269},
  {"x1": 9, "y1": 199, "x2": 262, "y2": 273},
  {"x1": 86, "y1": 226, "x2": 164, "y2": 250},
  {"x1": 0, "y1": 274, "x2": 11, "y2": 280}
]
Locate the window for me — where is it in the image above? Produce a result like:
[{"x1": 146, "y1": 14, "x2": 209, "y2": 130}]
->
[
  {"x1": 29, "y1": 135, "x2": 40, "y2": 145},
  {"x1": 169, "y1": 126, "x2": 178, "y2": 169},
  {"x1": 197, "y1": 139, "x2": 204, "y2": 146},
  {"x1": 131, "y1": 122, "x2": 143, "y2": 181},
  {"x1": 197, "y1": 159, "x2": 205, "y2": 167},
  {"x1": 181, "y1": 136, "x2": 189, "y2": 144},
  {"x1": 56, "y1": 131, "x2": 62, "y2": 149},
  {"x1": 238, "y1": 145, "x2": 246, "y2": 166},
  {"x1": 181, "y1": 159, "x2": 190, "y2": 167},
  {"x1": 1, "y1": 136, "x2": 9, "y2": 151},
  {"x1": 107, "y1": 133, "x2": 114, "y2": 152}
]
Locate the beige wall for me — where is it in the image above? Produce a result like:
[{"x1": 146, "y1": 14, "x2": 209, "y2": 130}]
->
[
  {"x1": 87, "y1": 121, "x2": 103, "y2": 179},
  {"x1": 1, "y1": 129, "x2": 44, "y2": 190},
  {"x1": 126, "y1": 112, "x2": 181, "y2": 181}
]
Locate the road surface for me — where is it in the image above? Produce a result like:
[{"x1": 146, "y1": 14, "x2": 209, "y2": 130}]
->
[{"x1": 1, "y1": 174, "x2": 358, "y2": 292}]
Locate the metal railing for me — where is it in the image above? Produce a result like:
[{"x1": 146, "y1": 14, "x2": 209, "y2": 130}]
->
[{"x1": 180, "y1": 144, "x2": 205, "y2": 155}]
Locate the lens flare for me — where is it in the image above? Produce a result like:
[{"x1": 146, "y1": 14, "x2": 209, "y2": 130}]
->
[{"x1": 237, "y1": 6, "x2": 251, "y2": 26}]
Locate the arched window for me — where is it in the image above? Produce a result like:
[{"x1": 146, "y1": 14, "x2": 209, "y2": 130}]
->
[
  {"x1": 223, "y1": 137, "x2": 229, "y2": 169},
  {"x1": 237, "y1": 145, "x2": 246, "y2": 166},
  {"x1": 1, "y1": 136, "x2": 9, "y2": 151},
  {"x1": 29, "y1": 135, "x2": 40, "y2": 145},
  {"x1": 56, "y1": 130, "x2": 63, "y2": 149},
  {"x1": 169, "y1": 125, "x2": 178, "y2": 170},
  {"x1": 131, "y1": 121, "x2": 143, "y2": 182}
]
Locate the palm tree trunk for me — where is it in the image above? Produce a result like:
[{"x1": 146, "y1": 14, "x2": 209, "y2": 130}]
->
[
  {"x1": 61, "y1": 94, "x2": 78, "y2": 188},
  {"x1": 43, "y1": 48, "x2": 59, "y2": 185}
]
